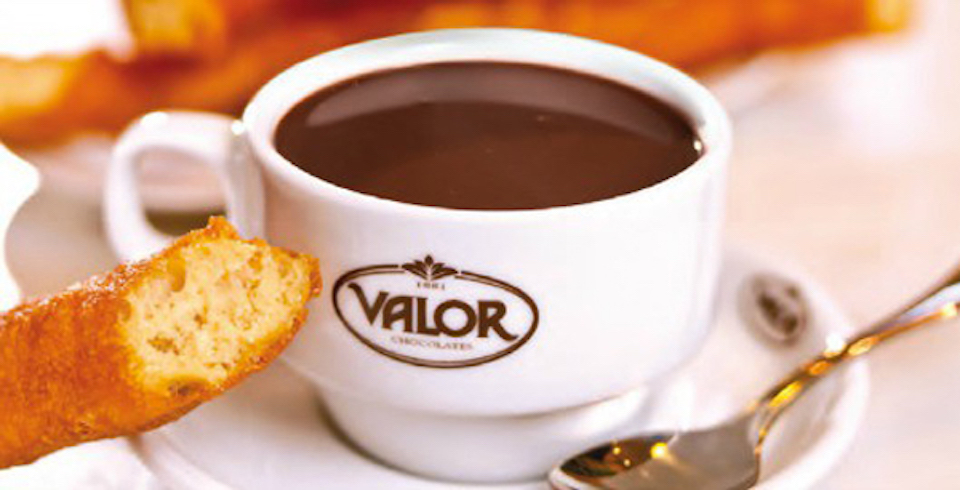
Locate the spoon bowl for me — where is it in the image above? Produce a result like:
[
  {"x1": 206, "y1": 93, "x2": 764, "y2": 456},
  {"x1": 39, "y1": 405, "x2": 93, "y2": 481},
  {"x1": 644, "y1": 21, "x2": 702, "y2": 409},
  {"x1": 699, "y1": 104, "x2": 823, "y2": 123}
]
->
[{"x1": 550, "y1": 414, "x2": 759, "y2": 490}]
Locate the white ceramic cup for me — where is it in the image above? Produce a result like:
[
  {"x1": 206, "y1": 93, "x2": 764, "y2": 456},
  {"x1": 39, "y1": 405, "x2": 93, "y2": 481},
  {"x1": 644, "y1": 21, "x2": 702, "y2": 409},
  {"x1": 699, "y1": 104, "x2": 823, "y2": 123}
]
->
[{"x1": 104, "y1": 28, "x2": 731, "y2": 483}]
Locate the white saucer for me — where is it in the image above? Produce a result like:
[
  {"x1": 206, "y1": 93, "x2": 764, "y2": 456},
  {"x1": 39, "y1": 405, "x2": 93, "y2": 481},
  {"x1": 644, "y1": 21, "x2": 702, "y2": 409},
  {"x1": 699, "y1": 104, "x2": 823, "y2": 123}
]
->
[{"x1": 131, "y1": 247, "x2": 869, "y2": 489}]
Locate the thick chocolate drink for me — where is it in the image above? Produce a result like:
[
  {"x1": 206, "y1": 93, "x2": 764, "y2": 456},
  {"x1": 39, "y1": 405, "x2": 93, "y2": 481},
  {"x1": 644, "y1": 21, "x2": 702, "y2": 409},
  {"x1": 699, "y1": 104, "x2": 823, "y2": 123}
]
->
[{"x1": 274, "y1": 62, "x2": 701, "y2": 210}]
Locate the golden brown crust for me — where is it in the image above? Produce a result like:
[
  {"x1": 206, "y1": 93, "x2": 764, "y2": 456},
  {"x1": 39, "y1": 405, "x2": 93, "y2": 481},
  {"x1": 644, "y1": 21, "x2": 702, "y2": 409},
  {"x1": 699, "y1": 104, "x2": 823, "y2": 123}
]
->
[{"x1": 0, "y1": 217, "x2": 320, "y2": 468}]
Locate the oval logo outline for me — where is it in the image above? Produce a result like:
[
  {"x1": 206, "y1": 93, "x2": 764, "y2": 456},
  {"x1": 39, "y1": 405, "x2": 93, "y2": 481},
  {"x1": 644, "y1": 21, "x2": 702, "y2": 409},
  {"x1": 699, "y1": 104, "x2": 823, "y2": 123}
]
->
[{"x1": 331, "y1": 256, "x2": 539, "y2": 368}]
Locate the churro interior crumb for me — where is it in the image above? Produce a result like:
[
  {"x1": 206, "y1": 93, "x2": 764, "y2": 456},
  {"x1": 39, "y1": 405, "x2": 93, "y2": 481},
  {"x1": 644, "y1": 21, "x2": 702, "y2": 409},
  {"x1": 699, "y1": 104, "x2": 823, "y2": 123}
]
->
[{"x1": 123, "y1": 236, "x2": 313, "y2": 395}]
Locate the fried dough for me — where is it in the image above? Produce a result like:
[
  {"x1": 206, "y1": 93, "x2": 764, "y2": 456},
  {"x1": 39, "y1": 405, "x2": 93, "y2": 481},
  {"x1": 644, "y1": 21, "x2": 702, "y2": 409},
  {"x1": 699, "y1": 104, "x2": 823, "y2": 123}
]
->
[{"x1": 0, "y1": 217, "x2": 320, "y2": 468}]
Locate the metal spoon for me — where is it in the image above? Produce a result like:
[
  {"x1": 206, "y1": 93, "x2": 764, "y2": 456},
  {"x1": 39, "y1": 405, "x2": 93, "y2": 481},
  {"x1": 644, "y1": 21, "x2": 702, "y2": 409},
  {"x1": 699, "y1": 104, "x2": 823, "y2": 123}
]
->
[{"x1": 550, "y1": 264, "x2": 960, "y2": 489}]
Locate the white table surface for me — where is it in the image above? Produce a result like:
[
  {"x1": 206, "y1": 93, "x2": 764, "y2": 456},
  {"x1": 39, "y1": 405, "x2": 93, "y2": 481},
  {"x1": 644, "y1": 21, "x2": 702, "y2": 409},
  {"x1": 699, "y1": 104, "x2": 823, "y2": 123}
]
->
[{"x1": 5, "y1": 0, "x2": 960, "y2": 488}]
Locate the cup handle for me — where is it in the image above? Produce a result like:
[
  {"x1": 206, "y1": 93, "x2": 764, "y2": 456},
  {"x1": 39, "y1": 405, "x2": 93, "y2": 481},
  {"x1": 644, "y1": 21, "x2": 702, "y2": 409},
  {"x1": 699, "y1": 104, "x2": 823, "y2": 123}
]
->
[{"x1": 104, "y1": 111, "x2": 264, "y2": 262}]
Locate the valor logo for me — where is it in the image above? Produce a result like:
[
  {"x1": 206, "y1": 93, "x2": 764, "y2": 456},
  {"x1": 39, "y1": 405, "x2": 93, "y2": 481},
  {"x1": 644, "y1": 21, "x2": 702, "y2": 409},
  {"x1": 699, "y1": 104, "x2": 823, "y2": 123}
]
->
[{"x1": 332, "y1": 255, "x2": 539, "y2": 368}]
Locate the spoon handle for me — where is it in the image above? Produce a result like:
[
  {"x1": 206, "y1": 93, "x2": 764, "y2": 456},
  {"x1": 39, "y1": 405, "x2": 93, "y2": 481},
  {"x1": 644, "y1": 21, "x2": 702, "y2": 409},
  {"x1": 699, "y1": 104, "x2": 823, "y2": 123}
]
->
[{"x1": 749, "y1": 265, "x2": 960, "y2": 444}]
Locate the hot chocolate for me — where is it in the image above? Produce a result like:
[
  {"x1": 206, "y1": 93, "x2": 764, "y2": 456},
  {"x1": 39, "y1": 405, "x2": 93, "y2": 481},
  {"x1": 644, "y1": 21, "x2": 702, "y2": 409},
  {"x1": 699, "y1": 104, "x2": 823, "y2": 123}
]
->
[{"x1": 275, "y1": 62, "x2": 701, "y2": 210}]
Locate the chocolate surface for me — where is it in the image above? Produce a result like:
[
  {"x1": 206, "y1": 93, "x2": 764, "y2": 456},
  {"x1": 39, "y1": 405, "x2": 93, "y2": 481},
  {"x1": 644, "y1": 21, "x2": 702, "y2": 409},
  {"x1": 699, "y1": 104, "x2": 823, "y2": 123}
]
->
[{"x1": 275, "y1": 62, "x2": 701, "y2": 210}]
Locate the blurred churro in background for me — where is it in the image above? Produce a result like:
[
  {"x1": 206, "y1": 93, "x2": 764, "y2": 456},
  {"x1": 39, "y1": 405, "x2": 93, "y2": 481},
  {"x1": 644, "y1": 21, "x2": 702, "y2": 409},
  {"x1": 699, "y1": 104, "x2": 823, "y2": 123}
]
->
[{"x1": 0, "y1": 0, "x2": 910, "y2": 146}]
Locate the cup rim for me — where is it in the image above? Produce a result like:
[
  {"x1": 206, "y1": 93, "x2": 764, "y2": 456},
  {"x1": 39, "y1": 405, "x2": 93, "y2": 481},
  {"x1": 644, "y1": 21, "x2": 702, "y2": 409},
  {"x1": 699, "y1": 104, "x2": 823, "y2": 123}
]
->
[{"x1": 243, "y1": 28, "x2": 732, "y2": 221}]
